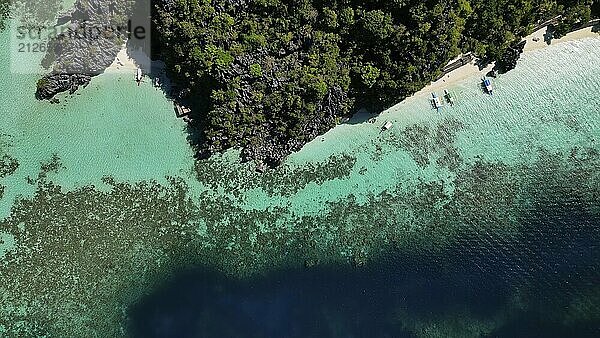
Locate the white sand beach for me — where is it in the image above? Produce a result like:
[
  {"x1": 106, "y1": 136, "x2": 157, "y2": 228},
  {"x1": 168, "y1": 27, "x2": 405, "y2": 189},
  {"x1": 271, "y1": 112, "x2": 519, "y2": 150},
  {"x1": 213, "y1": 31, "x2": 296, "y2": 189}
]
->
[
  {"x1": 106, "y1": 43, "x2": 152, "y2": 73},
  {"x1": 524, "y1": 25, "x2": 599, "y2": 52},
  {"x1": 417, "y1": 25, "x2": 600, "y2": 95}
]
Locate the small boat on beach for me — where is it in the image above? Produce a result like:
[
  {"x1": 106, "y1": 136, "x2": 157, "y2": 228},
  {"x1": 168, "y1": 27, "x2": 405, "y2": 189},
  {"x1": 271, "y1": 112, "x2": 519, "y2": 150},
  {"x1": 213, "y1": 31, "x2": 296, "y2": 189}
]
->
[
  {"x1": 136, "y1": 68, "x2": 142, "y2": 86},
  {"x1": 430, "y1": 92, "x2": 443, "y2": 111},
  {"x1": 154, "y1": 77, "x2": 160, "y2": 88},
  {"x1": 482, "y1": 78, "x2": 493, "y2": 95},
  {"x1": 444, "y1": 89, "x2": 455, "y2": 106}
]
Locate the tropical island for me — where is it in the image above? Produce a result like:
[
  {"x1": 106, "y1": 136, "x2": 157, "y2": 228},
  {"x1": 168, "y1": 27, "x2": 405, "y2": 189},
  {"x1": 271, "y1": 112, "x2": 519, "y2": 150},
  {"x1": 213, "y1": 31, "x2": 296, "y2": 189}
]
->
[
  {"x1": 153, "y1": 0, "x2": 598, "y2": 167},
  {"x1": 4, "y1": 0, "x2": 599, "y2": 167}
]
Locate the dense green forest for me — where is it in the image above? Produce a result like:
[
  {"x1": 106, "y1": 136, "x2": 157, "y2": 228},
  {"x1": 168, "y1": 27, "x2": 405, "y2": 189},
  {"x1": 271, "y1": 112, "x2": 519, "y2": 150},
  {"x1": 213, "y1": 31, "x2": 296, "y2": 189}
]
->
[{"x1": 153, "y1": 0, "x2": 597, "y2": 167}]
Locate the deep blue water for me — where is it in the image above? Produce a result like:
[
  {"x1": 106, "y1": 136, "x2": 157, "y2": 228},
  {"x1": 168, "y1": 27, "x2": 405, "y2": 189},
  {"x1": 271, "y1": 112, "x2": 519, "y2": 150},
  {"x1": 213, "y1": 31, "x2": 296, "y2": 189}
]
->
[{"x1": 128, "y1": 197, "x2": 600, "y2": 338}]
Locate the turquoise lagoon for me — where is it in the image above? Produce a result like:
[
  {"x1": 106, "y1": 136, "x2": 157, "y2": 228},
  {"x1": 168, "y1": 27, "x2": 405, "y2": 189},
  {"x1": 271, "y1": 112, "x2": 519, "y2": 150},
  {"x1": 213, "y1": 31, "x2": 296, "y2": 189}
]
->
[{"x1": 0, "y1": 21, "x2": 599, "y2": 337}]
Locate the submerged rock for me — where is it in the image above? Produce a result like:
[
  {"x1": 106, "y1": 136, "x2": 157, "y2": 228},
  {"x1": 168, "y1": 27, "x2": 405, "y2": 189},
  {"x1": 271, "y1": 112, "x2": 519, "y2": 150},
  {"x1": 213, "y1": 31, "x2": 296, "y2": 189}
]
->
[
  {"x1": 304, "y1": 259, "x2": 320, "y2": 268},
  {"x1": 0, "y1": 155, "x2": 19, "y2": 178}
]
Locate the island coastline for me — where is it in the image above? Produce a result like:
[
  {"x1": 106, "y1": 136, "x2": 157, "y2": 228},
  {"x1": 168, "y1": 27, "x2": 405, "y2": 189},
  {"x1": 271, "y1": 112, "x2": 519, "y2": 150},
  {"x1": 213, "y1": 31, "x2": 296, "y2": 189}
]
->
[
  {"x1": 104, "y1": 22, "x2": 599, "y2": 104},
  {"x1": 33, "y1": 1, "x2": 600, "y2": 169},
  {"x1": 413, "y1": 24, "x2": 599, "y2": 97}
]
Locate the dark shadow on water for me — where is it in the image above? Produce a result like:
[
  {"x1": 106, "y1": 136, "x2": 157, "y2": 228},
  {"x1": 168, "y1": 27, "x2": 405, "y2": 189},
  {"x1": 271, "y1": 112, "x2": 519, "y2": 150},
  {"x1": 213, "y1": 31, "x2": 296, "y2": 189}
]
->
[
  {"x1": 128, "y1": 197, "x2": 600, "y2": 338},
  {"x1": 127, "y1": 264, "x2": 416, "y2": 338},
  {"x1": 488, "y1": 315, "x2": 600, "y2": 338}
]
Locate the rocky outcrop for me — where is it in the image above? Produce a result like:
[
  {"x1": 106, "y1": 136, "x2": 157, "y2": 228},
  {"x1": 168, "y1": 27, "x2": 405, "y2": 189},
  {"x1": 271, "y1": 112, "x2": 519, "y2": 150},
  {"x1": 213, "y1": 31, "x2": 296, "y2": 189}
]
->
[
  {"x1": 36, "y1": 0, "x2": 136, "y2": 100},
  {"x1": 36, "y1": 74, "x2": 92, "y2": 100},
  {"x1": 237, "y1": 87, "x2": 346, "y2": 168}
]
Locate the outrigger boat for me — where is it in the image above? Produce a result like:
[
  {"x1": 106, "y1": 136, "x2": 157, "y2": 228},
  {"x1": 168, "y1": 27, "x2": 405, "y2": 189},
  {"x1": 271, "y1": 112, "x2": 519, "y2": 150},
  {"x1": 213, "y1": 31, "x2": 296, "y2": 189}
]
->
[
  {"x1": 381, "y1": 121, "x2": 393, "y2": 133},
  {"x1": 136, "y1": 68, "x2": 142, "y2": 86},
  {"x1": 482, "y1": 78, "x2": 493, "y2": 95},
  {"x1": 443, "y1": 89, "x2": 455, "y2": 106},
  {"x1": 430, "y1": 92, "x2": 443, "y2": 111}
]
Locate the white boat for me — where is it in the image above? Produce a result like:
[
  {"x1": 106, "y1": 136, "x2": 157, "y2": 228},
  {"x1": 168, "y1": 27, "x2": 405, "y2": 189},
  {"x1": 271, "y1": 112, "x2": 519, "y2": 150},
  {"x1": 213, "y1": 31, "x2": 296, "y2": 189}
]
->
[
  {"x1": 431, "y1": 93, "x2": 443, "y2": 110},
  {"x1": 381, "y1": 121, "x2": 393, "y2": 132},
  {"x1": 175, "y1": 103, "x2": 192, "y2": 117},
  {"x1": 483, "y1": 78, "x2": 493, "y2": 95},
  {"x1": 136, "y1": 68, "x2": 142, "y2": 85}
]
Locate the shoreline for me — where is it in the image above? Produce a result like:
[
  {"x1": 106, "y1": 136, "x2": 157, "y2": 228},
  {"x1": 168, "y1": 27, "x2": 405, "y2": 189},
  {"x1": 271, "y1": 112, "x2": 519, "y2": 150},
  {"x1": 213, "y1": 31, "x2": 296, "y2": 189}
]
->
[
  {"x1": 106, "y1": 24, "x2": 599, "y2": 103},
  {"x1": 106, "y1": 43, "x2": 152, "y2": 73},
  {"x1": 413, "y1": 25, "x2": 599, "y2": 96}
]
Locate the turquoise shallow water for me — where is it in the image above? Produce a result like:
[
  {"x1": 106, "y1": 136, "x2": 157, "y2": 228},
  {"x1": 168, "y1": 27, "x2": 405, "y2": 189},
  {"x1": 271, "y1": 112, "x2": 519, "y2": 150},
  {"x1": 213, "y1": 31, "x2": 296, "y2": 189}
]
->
[
  {"x1": 0, "y1": 19, "x2": 599, "y2": 336},
  {"x1": 0, "y1": 27, "x2": 201, "y2": 213}
]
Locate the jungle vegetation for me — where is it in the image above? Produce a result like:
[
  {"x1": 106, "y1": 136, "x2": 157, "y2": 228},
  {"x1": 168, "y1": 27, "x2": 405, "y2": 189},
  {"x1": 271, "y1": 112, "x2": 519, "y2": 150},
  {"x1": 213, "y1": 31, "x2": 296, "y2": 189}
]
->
[
  {"x1": 153, "y1": 0, "x2": 597, "y2": 166},
  {"x1": 1, "y1": 0, "x2": 70, "y2": 30}
]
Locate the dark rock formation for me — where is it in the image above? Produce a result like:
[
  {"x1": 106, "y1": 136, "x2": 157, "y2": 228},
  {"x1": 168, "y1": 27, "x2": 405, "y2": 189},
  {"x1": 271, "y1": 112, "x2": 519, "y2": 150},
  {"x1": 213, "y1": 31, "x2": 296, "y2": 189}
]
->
[
  {"x1": 494, "y1": 40, "x2": 527, "y2": 74},
  {"x1": 486, "y1": 69, "x2": 498, "y2": 78},
  {"x1": 235, "y1": 87, "x2": 347, "y2": 168},
  {"x1": 36, "y1": 74, "x2": 92, "y2": 100},
  {"x1": 181, "y1": 46, "x2": 351, "y2": 167},
  {"x1": 35, "y1": 0, "x2": 136, "y2": 100}
]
